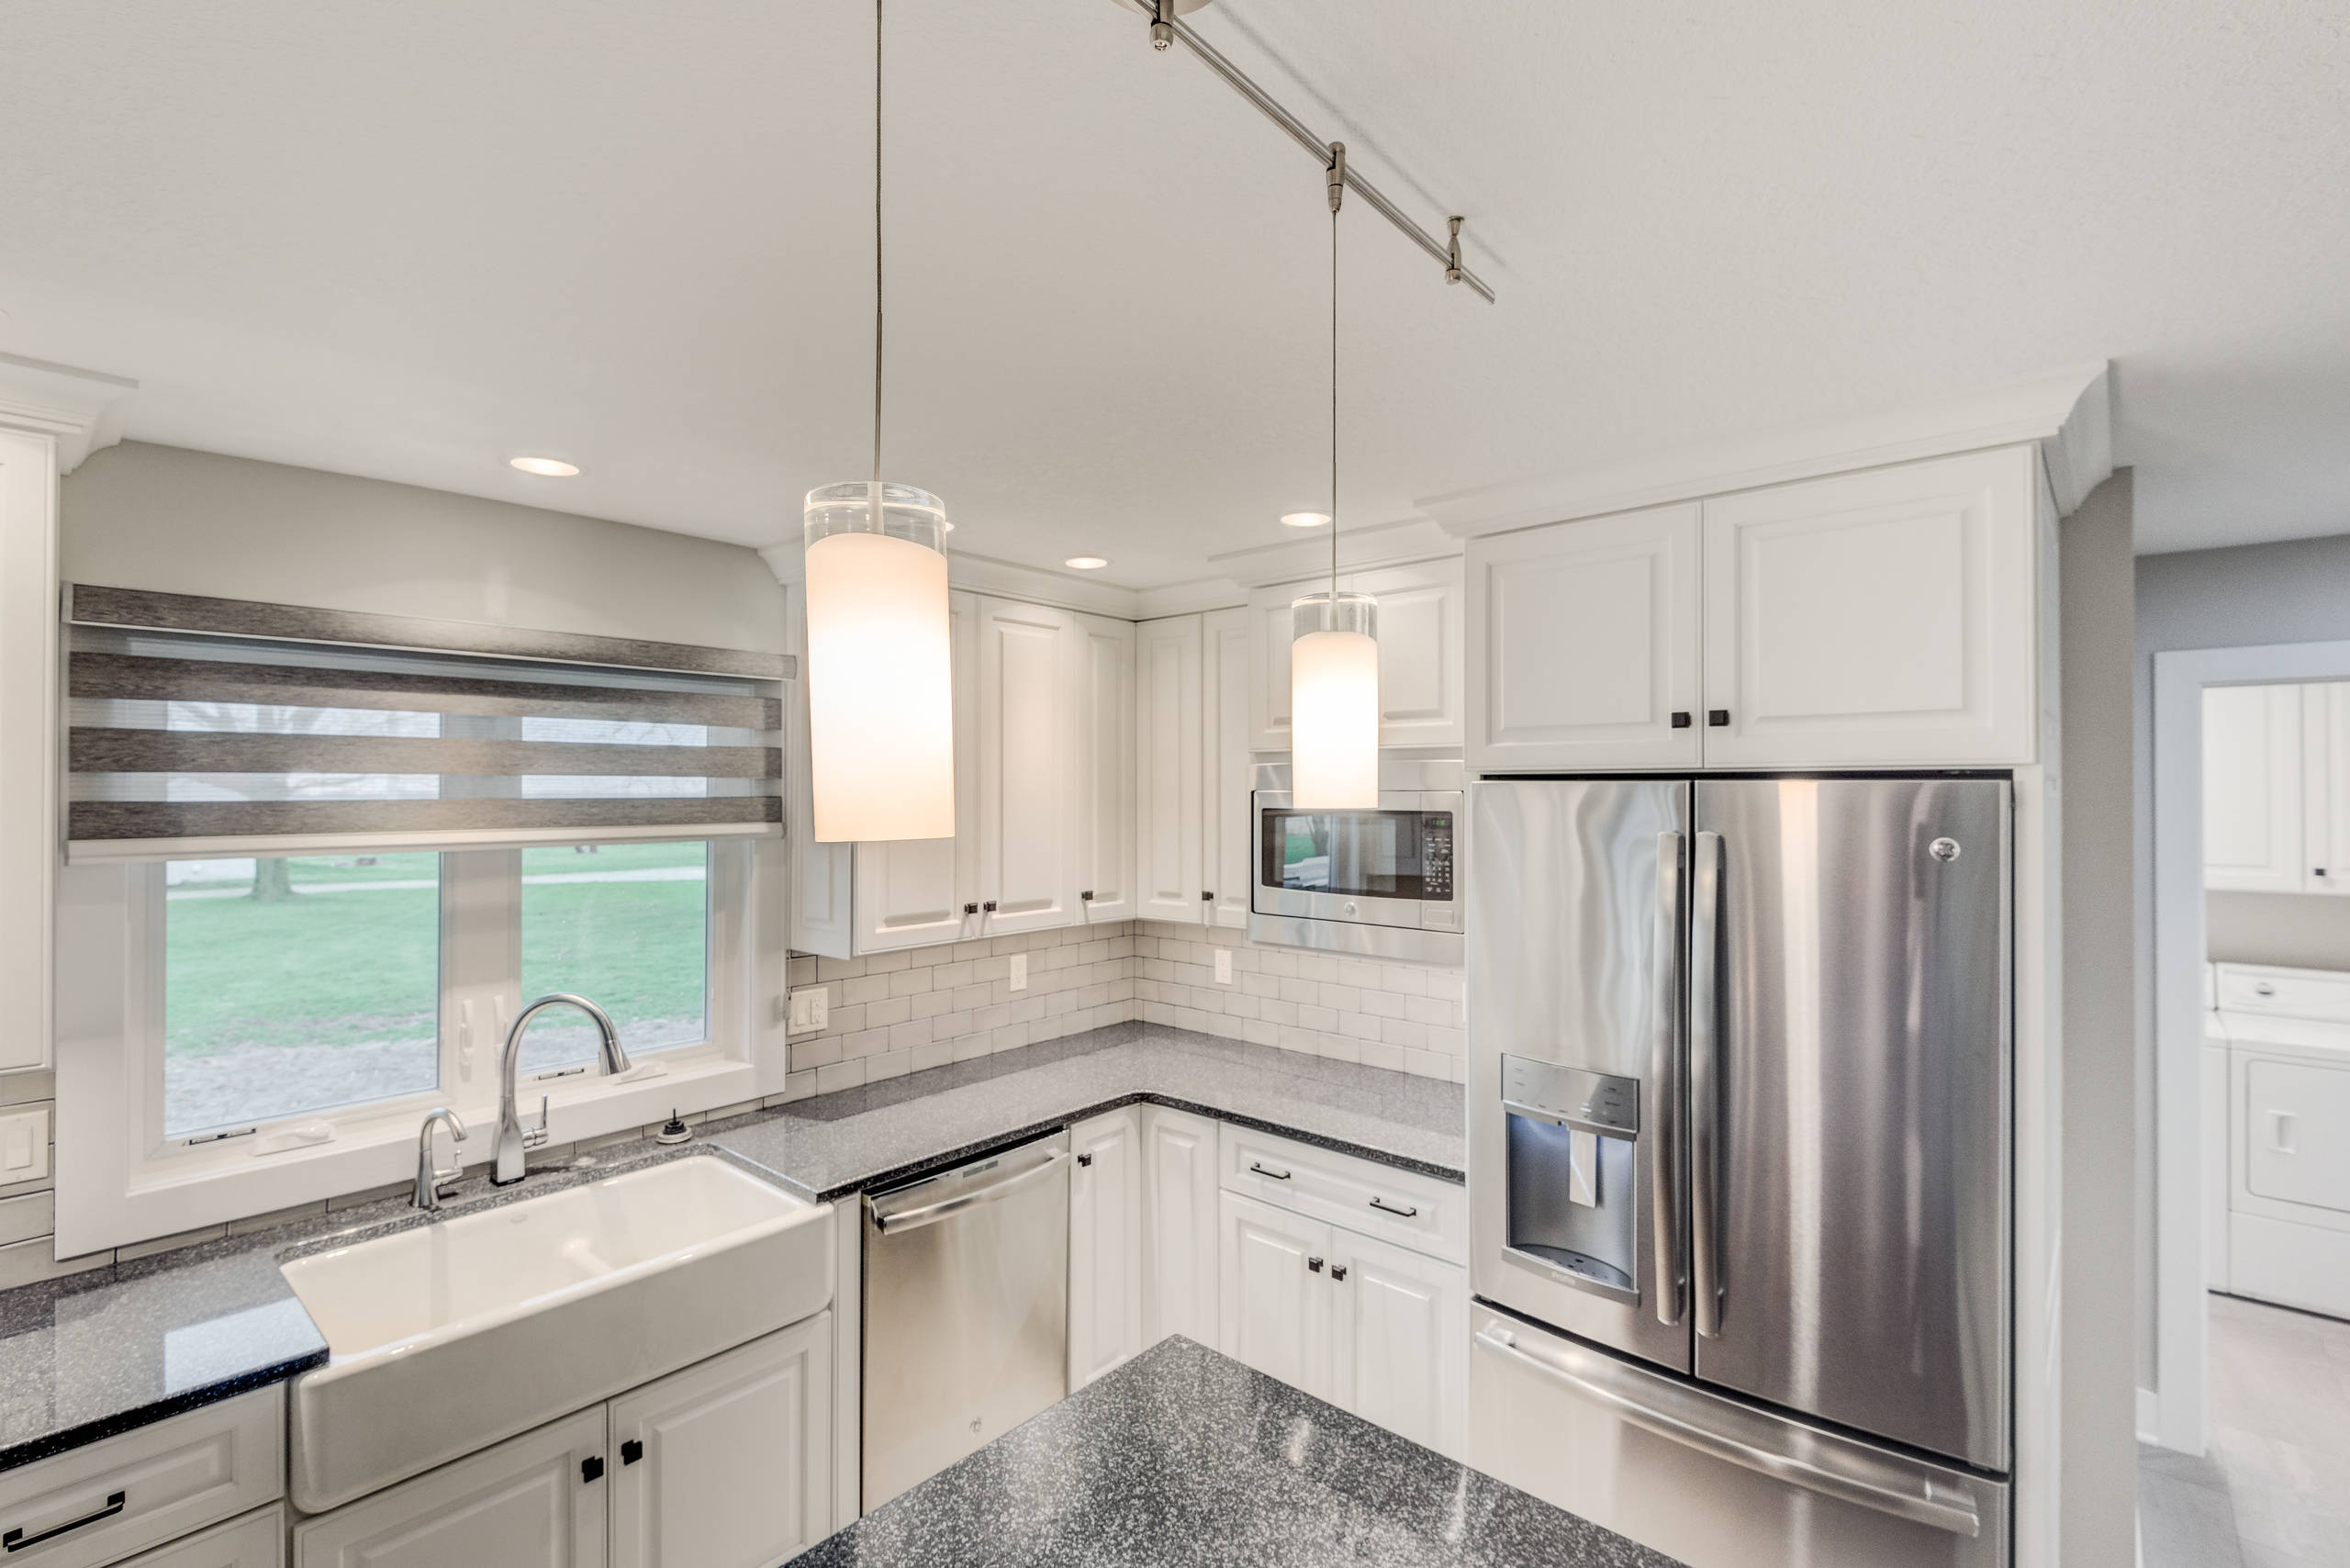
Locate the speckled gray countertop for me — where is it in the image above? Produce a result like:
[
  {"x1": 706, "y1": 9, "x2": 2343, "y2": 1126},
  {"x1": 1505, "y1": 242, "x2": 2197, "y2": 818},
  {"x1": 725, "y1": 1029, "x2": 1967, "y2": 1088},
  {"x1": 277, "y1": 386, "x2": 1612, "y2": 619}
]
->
[
  {"x1": 0, "y1": 1022, "x2": 1460, "y2": 1475},
  {"x1": 707, "y1": 1021, "x2": 1464, "y2": 1200},
  {"x1": 789, "y1": 1335, "x2": 1680, "y2": 1568}
]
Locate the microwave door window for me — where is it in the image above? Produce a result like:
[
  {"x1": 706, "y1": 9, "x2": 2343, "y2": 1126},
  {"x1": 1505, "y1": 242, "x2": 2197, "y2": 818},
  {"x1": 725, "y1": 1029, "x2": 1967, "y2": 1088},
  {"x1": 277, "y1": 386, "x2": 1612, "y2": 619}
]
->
[{"x1": 1268, "y1": 812, "x2": 1426, "y2": 899}]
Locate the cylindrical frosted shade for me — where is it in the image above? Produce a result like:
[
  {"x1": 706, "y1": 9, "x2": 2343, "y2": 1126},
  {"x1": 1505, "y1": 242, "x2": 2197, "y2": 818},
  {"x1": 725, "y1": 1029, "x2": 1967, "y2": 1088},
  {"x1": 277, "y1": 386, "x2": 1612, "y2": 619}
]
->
[
  {"x1": 803, "y1": 484, "x2": 955, "y2": 843},
  {"x1": 1290, "y1": 589, "x2": 1381, "y2": 809}
]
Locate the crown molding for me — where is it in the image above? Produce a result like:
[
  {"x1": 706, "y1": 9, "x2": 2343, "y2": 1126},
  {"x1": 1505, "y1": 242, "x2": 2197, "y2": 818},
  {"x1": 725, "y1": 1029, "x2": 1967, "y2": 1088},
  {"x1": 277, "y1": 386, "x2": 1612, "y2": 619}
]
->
[
  {"x1": 1418, "y1": 362, "x2": 2114, "y2": 539},
  {"x1": 1204, "y1": 517, "x2": 1460, "y2": 589},
  {"x1": 0, "y1": 353, "x2": 139, "y2": 472}
]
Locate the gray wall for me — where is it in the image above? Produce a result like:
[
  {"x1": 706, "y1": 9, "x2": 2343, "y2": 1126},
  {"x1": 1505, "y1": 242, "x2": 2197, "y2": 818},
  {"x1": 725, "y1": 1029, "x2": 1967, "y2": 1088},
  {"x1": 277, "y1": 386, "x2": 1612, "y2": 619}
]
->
[
  {"x1": 62, "y1": 442, "x2": 787, "y2": 654},
  {"x1": 2134, "y1": 529, "x2": 2350, "y2": 1393},
  {"x1": 2206, "y1": 890, "x2": 2350, "y2": 969},
  {"x1": 2061, "y1": 470, "x2": 2139, "y2": 1568}
]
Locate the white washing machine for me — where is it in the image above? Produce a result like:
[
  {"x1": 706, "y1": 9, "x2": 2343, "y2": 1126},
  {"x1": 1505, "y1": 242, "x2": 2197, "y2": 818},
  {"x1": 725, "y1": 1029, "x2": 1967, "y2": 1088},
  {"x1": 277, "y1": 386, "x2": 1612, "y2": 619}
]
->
[{"x1": 2209, "y1": 962, "x2": 2350, "y2": 1319}]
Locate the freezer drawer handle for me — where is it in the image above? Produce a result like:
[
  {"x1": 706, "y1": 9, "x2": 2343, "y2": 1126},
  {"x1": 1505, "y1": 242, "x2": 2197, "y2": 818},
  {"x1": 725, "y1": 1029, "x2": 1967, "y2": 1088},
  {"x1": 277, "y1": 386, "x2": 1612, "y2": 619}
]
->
[
  {"x1": 1472, "y1": 1328, "x2": 1981, "y2": 1539},
  {"x1": 4, "y1": 1492, "x2": 126, "y2": 1552},
  {"x1": 1367, "y1": 1196, "x2": 1419, "y2": 1217},
  {"x1": 872, "y1": 1150, "x2": 1071, "y2": 1234}
]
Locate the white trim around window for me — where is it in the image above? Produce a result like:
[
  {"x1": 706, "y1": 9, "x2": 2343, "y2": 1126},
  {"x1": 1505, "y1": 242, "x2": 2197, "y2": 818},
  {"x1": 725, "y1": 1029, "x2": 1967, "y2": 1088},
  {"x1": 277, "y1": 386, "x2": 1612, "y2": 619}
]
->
[{"x1": 54, "y1": 835, "x2": 789, "y2": 1256}]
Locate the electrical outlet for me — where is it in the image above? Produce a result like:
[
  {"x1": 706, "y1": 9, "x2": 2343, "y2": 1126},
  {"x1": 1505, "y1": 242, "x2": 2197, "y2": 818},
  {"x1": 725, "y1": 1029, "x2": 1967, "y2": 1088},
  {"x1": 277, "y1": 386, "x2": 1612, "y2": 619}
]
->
[
  {"x1": 0, "y1": 1108, "x2": 48, "y2": 1183},
  {"x1": 1009, "y1": 953, "x2": 1028, "y2": 991},
  {"x1": 787, "y1": 986, "x2": 829, "y2": 1035},
  {"x1": 1214, "y1": 948, "x2": 1233, "y2": 985}
]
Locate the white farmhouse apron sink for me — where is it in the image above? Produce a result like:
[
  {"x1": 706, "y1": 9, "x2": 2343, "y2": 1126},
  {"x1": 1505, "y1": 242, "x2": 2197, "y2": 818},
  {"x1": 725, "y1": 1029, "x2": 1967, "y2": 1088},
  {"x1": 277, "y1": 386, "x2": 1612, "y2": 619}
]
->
[{"x1": 281, "y1": 1154, "x2": 833, "y2": 1512}]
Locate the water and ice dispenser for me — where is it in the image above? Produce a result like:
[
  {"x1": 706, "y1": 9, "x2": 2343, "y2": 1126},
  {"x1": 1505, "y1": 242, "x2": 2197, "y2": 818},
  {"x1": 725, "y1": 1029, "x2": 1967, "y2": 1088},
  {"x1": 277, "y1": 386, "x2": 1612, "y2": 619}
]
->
[{"x1": 1500, "y1": 1054, "x2": 1642, "y2": 1300}]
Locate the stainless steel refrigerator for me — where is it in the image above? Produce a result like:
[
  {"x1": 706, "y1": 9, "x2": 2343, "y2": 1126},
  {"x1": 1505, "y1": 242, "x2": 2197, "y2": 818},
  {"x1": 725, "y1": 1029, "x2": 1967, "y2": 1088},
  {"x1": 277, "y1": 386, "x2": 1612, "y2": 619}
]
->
[{"x1": 1467, "y1": 777, "x2": 2012, "y2": 1568}]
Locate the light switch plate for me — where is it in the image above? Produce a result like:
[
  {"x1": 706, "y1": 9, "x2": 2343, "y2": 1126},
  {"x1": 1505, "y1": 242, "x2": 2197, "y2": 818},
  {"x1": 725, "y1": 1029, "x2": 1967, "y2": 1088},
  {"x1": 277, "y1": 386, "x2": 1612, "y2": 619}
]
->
[
  {"x1": 1214, "y1": 949, "x2": 1233, "y2": 985},
  {"x1": 0, "y1": 1108, "x2": 48, "y2": 1183},
  {"x1": 787, "y1": 986, "x2": 829, "y2": 1036},
  {"x1": 1009, "y1": 954, "x2": 1028, "y2": 991}
]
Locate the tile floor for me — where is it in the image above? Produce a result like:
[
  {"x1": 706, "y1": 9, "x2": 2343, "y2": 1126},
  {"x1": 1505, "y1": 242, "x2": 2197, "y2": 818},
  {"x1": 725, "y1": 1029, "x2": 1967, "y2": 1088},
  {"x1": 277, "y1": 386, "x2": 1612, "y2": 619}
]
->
[{"x1": 2140, "y1": 1293, "x2": 2350, "y2": 1567}]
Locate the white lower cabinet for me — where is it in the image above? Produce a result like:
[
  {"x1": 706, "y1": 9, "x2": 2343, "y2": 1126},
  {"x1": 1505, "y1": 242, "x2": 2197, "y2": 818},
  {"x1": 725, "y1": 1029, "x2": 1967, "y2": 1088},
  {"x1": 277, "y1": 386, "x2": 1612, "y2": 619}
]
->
[
  {"x1": 293, "y1": 1320, "x2": 833, "y2": 1568},
  {"x1": 1218, "y1": 1190, "x2": 1332, "y2": 1397},
  {"x1": 291, "y1": 1407, "x2": 606, "y2": 1568},
  {"x1": 119, "y1": 1507, "x2": 283, "y2": 1568},
  {"x1": 1068, "y1": 1109, "x2": 1145, "y2": 1390},
  {"x1": 1140, "y1": 1105, "x2": 1220, "y2": 1349},
  {"x1": 610, "y1": 1316, "x2": 832, "y2": 1568}
]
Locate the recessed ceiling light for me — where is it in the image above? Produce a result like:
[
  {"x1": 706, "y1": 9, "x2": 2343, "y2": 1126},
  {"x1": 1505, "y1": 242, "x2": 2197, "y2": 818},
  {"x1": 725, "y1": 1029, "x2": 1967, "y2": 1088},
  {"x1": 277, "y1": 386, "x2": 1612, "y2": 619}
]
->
[
  {"x1": 1064, "y1": 556, "x2": 1109, "y2": 571},
  {"x1": 509, "y1": 455, "x2": 581, "y2": 477},
  {"x1": 1281, "y1": 511, "x2": 1330, "y2": 528}
]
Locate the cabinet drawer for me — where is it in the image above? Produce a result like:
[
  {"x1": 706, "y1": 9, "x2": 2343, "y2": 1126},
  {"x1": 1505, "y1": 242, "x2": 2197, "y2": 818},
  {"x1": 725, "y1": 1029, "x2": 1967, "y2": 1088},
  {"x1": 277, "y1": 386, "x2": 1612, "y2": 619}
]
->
[
  {"x1": 2215, "y1": 963, "x2": 2350, "y2": 1023},
  {"x1": 1219, "y1": 1126, "x2": 1464, "y2": 1264},
  {"x1": 119, "y1": 1506, "x2": 283, "y2": 1568},
  {"x1": 0, "y1": 1388, "x2": 284, "y2": 1568}
]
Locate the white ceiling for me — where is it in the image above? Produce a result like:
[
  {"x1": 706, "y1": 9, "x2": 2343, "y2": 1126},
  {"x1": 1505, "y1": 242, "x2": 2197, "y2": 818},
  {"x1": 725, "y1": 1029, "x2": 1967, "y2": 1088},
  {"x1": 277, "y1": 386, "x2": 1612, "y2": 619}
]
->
[{"x1": 3, "y1": 0, "x2": 2347, "y2": 583}]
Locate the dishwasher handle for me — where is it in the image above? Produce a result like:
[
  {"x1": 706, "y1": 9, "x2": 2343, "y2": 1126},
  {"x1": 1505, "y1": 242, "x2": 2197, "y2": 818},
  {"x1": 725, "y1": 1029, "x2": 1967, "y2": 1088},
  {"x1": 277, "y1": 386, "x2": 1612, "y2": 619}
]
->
[{"x1": 871, "y1": 1149, "x2": 1071, "y2": 1234}]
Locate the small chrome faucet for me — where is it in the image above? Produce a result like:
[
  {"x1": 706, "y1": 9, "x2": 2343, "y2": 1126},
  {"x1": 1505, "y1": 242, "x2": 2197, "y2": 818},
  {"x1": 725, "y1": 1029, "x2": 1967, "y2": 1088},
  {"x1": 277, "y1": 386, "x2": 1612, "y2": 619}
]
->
[
  {"x1": 414, "y1": 1107, "x2": 468, "y2": 1212},
  {"x1": 494, "y1": 993, "x2": 631, "y2": 1185}
]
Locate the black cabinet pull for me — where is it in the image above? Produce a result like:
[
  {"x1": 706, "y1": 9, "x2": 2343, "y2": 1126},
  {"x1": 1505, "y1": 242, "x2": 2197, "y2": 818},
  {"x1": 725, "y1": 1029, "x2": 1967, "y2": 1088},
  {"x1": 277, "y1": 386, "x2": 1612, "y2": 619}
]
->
[
  {"x1": 581, "y1": 1456, "x2": 605, "y2": 1484},
  {"x1": 1081, "y1": 890, "x2": 1094, "y2": 902},
  {"x1": 1671, "y1": 711, "x2": 1692, "y2": 729},
  {"x1": 982, "y1": 901, "x2": 998, "y2": 913},
  {"x1": 5, "y1": 1492, "x2": 125, "y2": 1551},
  {"x1": 621, "y1": 1439, "x2": 644, "y2": 1465},
  {"x1": 1307, "y1": 1256, "x2": 1325, "y2": 1273},
  {"x1": 1331, "y1": 1264, "x2": 1348, "y2": 1282},
  {"x1": 1247, "y1": 1161, "x2": 1292, "y2": 1181},
  {"x1": 1707, "y1": 710, "x2": 1730, "y2": 727},
  {"x1": 1202, "y1": 890, "x2": 1214, "y2": 902},
  {"x1": 963, "y1": 902, "x2": 979, "y2": 915},
  {"x1": 1368, "y1": 1196, "x2": 1420, "y2": 1218},
  {"x1": 1077, "y1": 1152, "x2": 1093, "y2": 1167}
]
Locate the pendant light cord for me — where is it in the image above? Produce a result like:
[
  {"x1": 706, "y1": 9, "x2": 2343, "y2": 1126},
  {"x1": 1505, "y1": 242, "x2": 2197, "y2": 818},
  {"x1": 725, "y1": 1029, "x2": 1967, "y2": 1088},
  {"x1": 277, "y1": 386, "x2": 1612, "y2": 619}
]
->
[
  {"x1": 873, "y1": 0, "x2": 884, "y2": 488},
  {"x1": 1329, "y1": 162, "x2": 1340, "y2": 606}
]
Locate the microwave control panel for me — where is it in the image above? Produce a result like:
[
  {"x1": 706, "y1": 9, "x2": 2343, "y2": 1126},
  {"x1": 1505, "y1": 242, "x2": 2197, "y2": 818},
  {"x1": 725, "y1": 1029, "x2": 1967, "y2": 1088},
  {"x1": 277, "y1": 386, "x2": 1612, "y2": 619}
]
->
[{"x1": 1424, "y1": 814, "x2": 1454, "y2": 900}]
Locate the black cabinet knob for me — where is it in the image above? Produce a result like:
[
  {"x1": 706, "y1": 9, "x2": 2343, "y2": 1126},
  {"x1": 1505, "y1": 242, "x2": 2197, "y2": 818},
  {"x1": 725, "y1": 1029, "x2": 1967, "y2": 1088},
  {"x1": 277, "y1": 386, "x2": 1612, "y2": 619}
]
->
[
  {"x1": 1671, "y1": 711, "x2": 1692, "y2": 729},
  {"x1": 1202, "y1": 890, "x2": 1214, "y2": 902},
  {"x1": 621, "y1": 1439, "x2": 644, "y2": 1465},
  {"x1": 1307, "y1": 1256, "x2": 1325, "y2": 1273},
  {"x1": 1707, "y1": 709, "x2": 1730, "y2": 727},
  {"x1": 963, "y1": 902, "x2": 979, "y2": 915},
  {"x1": 982, "y1": 901, "x2": 998, "y2": 913},
  {"x1": 1331, "y1": 1264, "x2": 1348, "y2": 1282},
  {"x1": 1078, "y1": 1152, "x2": 1093, "y2": 1167},
  {"x1": 581, "y1": 1456, "x2": 605, "y2": 1484}
]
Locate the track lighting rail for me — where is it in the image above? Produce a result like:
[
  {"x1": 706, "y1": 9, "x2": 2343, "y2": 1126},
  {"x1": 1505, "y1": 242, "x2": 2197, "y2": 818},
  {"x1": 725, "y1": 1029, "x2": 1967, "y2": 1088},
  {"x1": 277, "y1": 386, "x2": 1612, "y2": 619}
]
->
[{"x1": 1146, "y1": 7, "x2": 1496, "y2": 303}]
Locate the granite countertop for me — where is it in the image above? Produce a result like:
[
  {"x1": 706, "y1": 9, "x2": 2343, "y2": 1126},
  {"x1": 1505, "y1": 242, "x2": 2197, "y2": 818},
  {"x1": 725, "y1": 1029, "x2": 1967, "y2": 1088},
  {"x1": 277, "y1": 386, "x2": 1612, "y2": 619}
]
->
[
  {"x1": 789, "y1": 1336, "x2": 1680, "y2": 1568},
  {"x1": 0, "y1": 1022, "x2": 1461, "y2": 1474},
  {"x1": 708, "y1": 1020, "x2": 1465, "y2": 1201}
]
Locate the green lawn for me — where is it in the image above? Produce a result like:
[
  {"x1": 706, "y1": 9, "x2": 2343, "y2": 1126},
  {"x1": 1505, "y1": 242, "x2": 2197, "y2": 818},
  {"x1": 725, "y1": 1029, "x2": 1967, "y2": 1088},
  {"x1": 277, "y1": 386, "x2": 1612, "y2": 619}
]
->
[{"x1": 164, "y1": 845, "x2": 708, "y2": 1057}]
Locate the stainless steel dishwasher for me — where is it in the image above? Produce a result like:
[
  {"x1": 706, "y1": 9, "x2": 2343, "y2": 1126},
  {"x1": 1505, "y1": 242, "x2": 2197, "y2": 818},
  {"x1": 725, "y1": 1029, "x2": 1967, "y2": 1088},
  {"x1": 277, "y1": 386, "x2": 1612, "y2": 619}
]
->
[{"x1": 862, "y1": 1130, "x2": 1070, "y2": 1508}]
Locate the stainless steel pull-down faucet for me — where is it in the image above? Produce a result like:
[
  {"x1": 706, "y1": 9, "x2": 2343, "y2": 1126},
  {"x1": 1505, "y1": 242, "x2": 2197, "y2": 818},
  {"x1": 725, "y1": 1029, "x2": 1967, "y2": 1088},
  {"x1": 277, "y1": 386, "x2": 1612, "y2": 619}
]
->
[
  {"x1": 494, "y1": 993, "x2": 632, "y2": 1185},
  {"x1": 414, "y1": 1107, "x2": 468, "y2": 1212}
]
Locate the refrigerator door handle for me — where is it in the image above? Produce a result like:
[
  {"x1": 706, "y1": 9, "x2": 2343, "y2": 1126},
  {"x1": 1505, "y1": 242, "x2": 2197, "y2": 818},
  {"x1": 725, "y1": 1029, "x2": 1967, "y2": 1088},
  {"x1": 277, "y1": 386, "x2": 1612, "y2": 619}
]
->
[
  {"x1": 1650, "y1": 830, "x2": 1684, "y2": 1327},
  {"x1": 1689, "y1": 829, "x2": 1724, "y2": 1339},
  {"x1": 1472, "y1": 1327, "x2": 1984, "y2": 1539}
]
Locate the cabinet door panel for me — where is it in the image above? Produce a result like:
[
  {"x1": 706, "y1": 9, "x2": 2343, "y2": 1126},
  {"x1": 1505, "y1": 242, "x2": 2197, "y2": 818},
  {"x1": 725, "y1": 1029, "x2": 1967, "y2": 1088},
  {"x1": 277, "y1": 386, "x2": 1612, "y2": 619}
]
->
[
  {"x1": 0, "y1": 431, "x2": 53, "y2": 1071},
  {"x1": 1217, "y1": 1191, "x2": 1330, "y2": 1400},
  {"x1": 1142, "y1": 1106, "x2": 1220, "y2": 1349},
  {"x1": 1072, "y1": 615, "x2": 1136, "y2": 925},
  {"x1": 2302, "y1": 683, "x2": 2350, "y2": 894},
  {"x1": 2205, "y1": 684, "x2": 2303, "y2": 893},
  {"x1": 979, "y1": 599, "x2": 1079, "y2": 934},
  {"x1": 853, "y1": 593, "x2": 980, "y2": 952},
  {"x1": 1466, "y1": 504, "x2": 1701, "y2": 772},
  {"x1": 1203, "y1": 610, "x2": 1254, "y2": 928},
  {"x1": 292, "y1": 1408, "x2": 606, "y2": 1568},
  {"x1": 609, "y1": 1316, "x2": 833, "y2": 1568},
  {"x1": 121, "y1": 1507, "x2": 284, "y2": 1568},
  {"x1": 1327, "y1": 1229, "x2": 1467, "y2": 1459},
  {"x1": 1248, "y1": 560, "x2": 1464, "y2": 752},
  {"x1": 1069, "y1": 1110, "x2": 1145, "y2": 1388},
  {"x1": 1700, "y1": 447, "x2": 2037, "y2": 767},
  {"x1": 1135, "y1": 617, "x2": 1204, "y2": 924}
]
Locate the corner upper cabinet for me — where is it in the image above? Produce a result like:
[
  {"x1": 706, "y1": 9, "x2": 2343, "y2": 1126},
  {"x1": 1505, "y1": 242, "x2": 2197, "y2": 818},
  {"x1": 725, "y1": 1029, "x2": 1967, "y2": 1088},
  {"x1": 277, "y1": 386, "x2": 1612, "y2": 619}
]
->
[
  {"x1": 1135, "y1": 616, "x2": 1205, "y2": 924},
  {"x1": 1071, "y1": 614, "x2": 1136, "y2": 925},
  {"x1": 1248, "y1": 559, "x2": 1466, "y2": 752},
  {"x1": 851, "y1": 591, "x2": 982, "y2": 954},
  {"x1": 1698, "y1": 446, "x2": 2041, "y2": 768},
  {"x1": 1464, "y1": 503, "x2": 1702, "y2": 772}
]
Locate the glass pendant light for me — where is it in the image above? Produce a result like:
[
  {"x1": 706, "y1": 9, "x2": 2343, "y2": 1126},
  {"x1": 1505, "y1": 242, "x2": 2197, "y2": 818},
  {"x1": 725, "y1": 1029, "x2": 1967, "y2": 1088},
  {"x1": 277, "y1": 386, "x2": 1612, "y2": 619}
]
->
[
  {"x1": 1289, "y1": 143, "x2": 1380, "y2": 810},
  {"x1": 803, "y1": 0, "x2": 955, "y2": 843}
]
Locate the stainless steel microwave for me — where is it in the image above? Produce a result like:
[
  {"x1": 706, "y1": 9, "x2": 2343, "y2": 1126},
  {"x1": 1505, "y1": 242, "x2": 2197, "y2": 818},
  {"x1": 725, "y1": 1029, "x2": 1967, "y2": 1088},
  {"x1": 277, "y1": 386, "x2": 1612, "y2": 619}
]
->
[{"x1": 1248, "y1": 760, "x2": 1464, "y2": 964}]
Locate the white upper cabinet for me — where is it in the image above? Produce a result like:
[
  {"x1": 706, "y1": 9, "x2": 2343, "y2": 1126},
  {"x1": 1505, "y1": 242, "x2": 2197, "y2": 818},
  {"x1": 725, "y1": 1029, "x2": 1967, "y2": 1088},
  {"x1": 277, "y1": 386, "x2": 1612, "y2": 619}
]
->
[
  {"x1": 977, "y1": 597, "x2": 1081, "y2": 934},
  {"x1": 1135, "y1": 616, "x2": 1204, "y2": 924},
  {"x1": 852, "y1": 593, "x2": 981, "y2": 953},
  {"x1": 1698, "y1": 446, "x2": 2041, "y2": 767},
  {"x1": 0, "y1": 430, "x2": 56, "y2": 1073},
  {"x1": 2301, "y1": 684, "x2": 2350, "y2": 895},
  {"x1": 1248, "y1": 559, "x2": 1466, "y2": 752},
  {"x1": 1071, "y1": 614, "x2": 1136, "y2": 925},
  {"x1": 2205, "y1": 683, "x2": 2303, "y2": 893},
  {"x1": 1465, "y1": 503, "x2": 1702, "y2": 773},
  {"x1": 1202, "y1": 609, "x2": 1253, "y2": 929}
]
